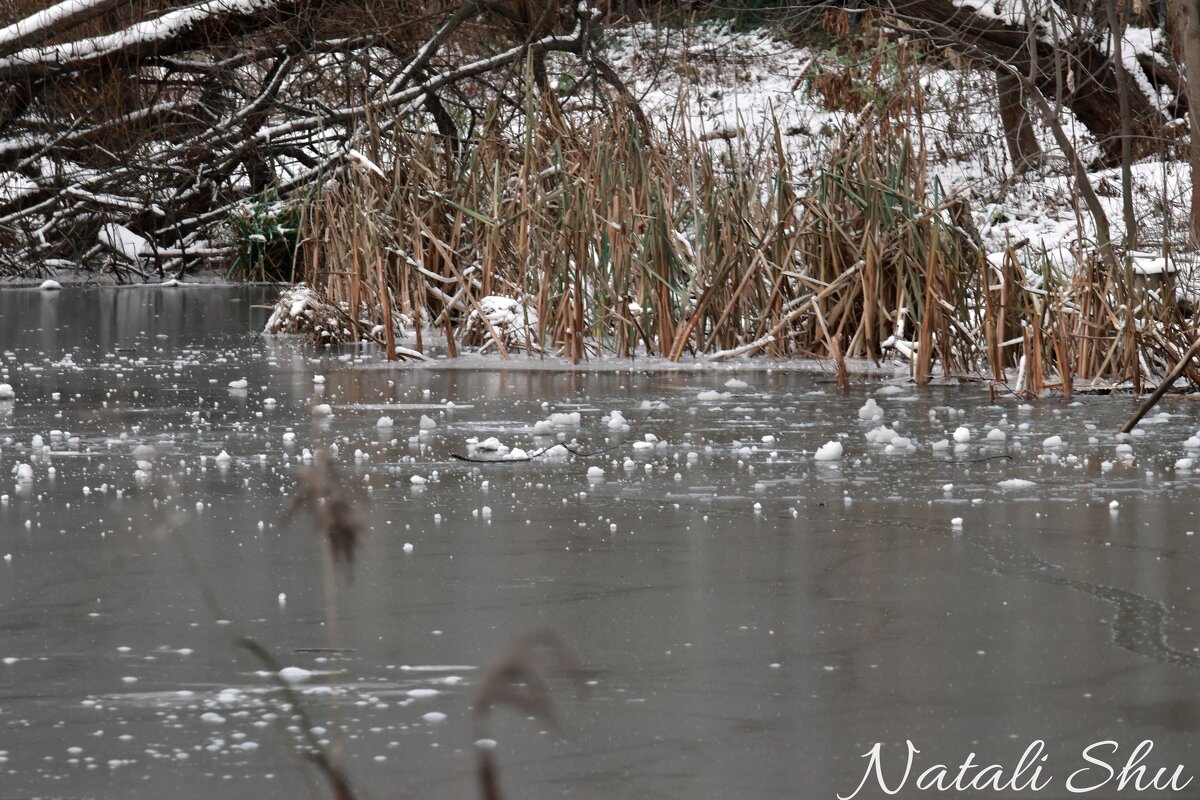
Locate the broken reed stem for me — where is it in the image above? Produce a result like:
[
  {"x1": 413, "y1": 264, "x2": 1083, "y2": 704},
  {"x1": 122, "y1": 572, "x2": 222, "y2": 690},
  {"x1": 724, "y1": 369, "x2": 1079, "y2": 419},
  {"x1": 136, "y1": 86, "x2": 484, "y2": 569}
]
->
[{"x1": 1120, "y1": 337, "x2": 1200, "y2": 433}]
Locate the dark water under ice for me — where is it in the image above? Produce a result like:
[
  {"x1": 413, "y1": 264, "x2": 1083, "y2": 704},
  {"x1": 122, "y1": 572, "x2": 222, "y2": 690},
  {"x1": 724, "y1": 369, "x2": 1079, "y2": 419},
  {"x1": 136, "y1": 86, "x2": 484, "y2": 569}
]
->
[{"x1": 1, "y1": 286, "x2": 1200, "y2": 799}]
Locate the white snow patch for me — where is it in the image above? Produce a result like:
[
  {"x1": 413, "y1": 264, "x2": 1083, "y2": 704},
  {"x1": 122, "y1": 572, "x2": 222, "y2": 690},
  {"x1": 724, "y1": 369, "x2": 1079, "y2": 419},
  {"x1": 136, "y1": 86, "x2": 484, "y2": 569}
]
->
[
  {"x1": 857, "y1": 398, "x2": 883, "y2": 421},
  {"x1": 866, "y1": 425, "x2": 897, "y2": 444},
  {"x1": 97, "y1": 223, "x2": 149, "y2": 262},
  {"x1": 814, "y1": 441, "x2": 843, "y2": 461},
  {"x1": 475, "y1": 437, "x2": 506, "y2": 453},
  {"x1": 277, "y1": 667, "x2": 313, "y2": 683}
]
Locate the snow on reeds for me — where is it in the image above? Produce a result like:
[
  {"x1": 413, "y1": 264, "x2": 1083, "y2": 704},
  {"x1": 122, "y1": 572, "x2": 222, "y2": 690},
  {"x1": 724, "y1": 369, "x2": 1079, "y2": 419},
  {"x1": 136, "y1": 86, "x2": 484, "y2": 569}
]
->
[{"x1": 267, "y1": 31, "x2": 1198, "y2": 394}]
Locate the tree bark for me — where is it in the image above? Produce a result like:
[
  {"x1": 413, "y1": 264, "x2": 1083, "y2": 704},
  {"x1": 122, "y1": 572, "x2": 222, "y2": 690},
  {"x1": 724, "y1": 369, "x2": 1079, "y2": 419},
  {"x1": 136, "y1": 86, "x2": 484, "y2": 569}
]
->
[
  {"x1": 1103, "y1": 0, "x2": 1139, "y2": 247},
  {"x1": 997, "y1": 72, "x2": 1042, "y2": 172},
  {"x1": 1176, "y1": 0, "x2": 1200, "y2": 243}
]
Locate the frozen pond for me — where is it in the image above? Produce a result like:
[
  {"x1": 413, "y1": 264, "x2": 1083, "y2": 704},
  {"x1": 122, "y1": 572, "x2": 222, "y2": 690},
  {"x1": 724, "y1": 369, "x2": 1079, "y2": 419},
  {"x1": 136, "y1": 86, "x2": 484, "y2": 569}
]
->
[{"x1": 2, "y1": 286, "x2": 1200, "y2": 799}]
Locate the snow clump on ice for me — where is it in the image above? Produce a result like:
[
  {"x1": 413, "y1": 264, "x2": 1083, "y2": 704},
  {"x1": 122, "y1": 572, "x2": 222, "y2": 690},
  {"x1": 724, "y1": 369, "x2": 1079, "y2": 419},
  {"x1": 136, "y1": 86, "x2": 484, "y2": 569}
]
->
[
  {"x1": 858, "y1": 398, "x2": 883, "y2": 421},
  {"x1": 814, "y1": 441, "x2": 843, "y2": 461}
]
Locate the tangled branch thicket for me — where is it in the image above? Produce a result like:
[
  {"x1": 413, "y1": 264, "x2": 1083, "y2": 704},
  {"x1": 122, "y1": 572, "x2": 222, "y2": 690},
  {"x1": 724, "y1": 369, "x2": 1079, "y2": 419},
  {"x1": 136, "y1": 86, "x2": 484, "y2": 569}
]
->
[
  {"x1": 0, "y1": 0, "x2": 611, "y2": 278},
  {"x1": 1, "y1": 0, "x2": 1198, "y2": 390}
]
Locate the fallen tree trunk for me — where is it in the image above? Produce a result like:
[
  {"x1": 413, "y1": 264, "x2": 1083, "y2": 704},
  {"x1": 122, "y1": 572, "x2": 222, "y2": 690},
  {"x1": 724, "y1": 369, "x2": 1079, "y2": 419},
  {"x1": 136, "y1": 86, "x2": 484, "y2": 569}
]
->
[{"x1": 885, "y1": 0, "x2": 1168, "y2": 165}]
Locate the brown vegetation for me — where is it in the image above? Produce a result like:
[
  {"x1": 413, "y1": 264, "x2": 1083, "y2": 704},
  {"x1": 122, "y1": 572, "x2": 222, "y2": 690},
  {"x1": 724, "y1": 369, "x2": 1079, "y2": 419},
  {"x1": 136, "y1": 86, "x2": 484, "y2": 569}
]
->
[{"x1": 0, "y1": 0, "x2": 1197, "y2": 391}]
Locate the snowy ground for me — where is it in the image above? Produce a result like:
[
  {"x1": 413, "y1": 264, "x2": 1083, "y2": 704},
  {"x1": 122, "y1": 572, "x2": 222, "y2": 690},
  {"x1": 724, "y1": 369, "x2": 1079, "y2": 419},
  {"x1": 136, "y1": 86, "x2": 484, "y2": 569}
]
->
[{"x1": 607, "y1": 21, "x2": 1200, "y2": 290}]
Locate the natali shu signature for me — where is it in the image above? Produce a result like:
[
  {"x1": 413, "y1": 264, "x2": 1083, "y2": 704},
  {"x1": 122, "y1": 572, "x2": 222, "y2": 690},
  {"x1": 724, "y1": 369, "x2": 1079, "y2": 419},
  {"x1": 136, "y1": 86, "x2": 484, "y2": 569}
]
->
[{"x1": 837, "y1": 740, "x2": 1193, "y2": 798}]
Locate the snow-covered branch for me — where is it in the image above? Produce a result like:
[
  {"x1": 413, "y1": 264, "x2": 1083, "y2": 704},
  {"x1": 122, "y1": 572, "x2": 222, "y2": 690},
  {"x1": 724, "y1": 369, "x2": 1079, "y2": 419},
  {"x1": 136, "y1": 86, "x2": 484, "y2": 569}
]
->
[{"x1": 0, "y1": 0, "x2": 135, "y2": 57}]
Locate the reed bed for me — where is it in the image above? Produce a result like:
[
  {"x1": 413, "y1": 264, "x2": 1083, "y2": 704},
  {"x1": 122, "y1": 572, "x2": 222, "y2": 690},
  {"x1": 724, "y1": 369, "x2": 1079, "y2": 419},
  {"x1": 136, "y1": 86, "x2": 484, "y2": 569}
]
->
[{"x1": 283, "y1": 46, "x2": 1198, "y2": 394}]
